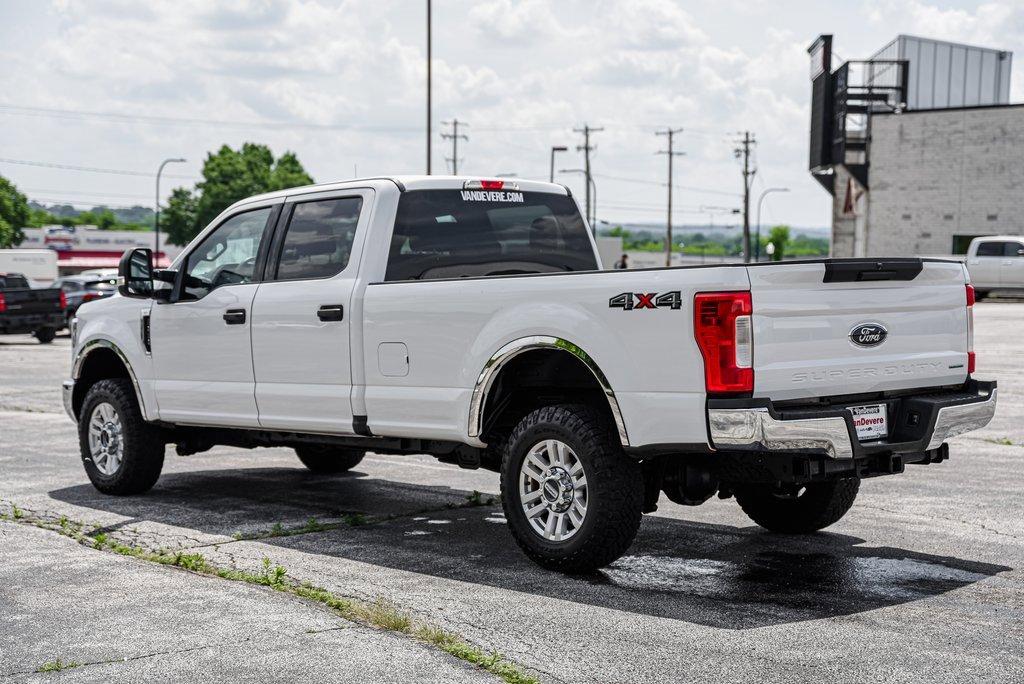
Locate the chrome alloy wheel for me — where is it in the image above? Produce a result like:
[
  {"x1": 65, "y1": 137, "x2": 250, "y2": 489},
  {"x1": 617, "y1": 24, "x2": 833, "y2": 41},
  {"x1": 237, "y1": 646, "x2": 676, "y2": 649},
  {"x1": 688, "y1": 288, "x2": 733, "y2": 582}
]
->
[
  {"x1": 88, "y1": 402, "x2": 124, "y2": 476},
  {"x1": 519, "y1": 439, "x2": 588, "y2": 542}
]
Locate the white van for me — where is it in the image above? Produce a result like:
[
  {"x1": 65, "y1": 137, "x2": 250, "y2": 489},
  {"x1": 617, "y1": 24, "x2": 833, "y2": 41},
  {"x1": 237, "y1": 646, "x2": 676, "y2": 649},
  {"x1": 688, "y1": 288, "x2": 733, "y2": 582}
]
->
[{"x1": 965, "y1": 236, "x2": 1024, "y2": 298}]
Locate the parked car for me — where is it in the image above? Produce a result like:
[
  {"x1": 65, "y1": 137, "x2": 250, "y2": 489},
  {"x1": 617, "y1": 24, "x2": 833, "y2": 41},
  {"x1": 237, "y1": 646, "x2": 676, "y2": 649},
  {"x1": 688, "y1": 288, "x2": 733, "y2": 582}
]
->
[
  {"x1": 54, "y1": 274, "x2": 118, "y2": 327},
  {"x1": 965, "y1": 235, "x2": 1024, "y2": 298},
  {"x1": 0, "y1": 272, "x2": 65, "y2": 343},
  {"x1": 62, "y1": 176, "x2": 996, "y2": 572}
]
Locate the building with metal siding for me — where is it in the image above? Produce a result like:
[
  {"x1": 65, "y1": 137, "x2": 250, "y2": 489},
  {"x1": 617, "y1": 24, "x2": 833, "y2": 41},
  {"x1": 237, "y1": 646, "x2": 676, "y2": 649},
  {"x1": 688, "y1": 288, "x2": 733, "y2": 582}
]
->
[{"x1": 808, "y1": 34, "x2": 1020, "y2": 257}]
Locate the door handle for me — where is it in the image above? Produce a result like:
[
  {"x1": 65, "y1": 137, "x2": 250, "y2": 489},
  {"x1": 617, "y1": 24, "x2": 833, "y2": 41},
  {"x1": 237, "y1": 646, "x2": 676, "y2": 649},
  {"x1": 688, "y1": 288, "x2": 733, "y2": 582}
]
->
[
  {"x1": 317, "y1": 304, "x2": 344, "y2": 322},
  {"x1": 223, "y1": 308, "x2": 247, "y2": 325}
]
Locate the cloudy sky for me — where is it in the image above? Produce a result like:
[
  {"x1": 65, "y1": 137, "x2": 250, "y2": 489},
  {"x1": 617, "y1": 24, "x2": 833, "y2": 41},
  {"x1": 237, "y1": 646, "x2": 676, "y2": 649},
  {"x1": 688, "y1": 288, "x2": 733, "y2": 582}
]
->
[{"x1": 2, "y1": 0, "x2": 1023, "y2": 230}]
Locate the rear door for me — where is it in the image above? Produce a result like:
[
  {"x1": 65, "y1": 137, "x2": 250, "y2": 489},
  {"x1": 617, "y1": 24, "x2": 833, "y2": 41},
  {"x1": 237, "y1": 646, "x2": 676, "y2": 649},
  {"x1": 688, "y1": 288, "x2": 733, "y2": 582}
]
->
[
  {"x1": 250, "y1": 190, "x2": 370, "y2": 433},
  {"x1": 967, "y1": 240, "x2": 1004, "y2": 288},
  {"x1": 999, "y1": 240, "x2": 1024, "y2": 287},
  {"x1": 748, "y1": 260, "x2": 969, "y2": 401}
]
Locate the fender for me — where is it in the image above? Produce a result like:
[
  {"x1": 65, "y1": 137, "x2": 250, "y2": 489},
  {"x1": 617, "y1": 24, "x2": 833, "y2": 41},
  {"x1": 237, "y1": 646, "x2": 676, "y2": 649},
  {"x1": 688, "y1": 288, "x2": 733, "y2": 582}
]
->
[
  {"x1": 467, "y1": 335, "x2": 629, "y2": 447},
  {"x1": 71, "y1": 338, "x2": 150, "y2": 420}
]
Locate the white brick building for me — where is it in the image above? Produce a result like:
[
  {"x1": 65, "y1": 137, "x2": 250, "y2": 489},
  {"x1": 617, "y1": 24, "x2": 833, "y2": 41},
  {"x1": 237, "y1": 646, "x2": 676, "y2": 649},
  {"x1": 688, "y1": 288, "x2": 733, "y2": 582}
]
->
[{"x1": 840, "y1": 104, "x2": 1024, "y2": 256}]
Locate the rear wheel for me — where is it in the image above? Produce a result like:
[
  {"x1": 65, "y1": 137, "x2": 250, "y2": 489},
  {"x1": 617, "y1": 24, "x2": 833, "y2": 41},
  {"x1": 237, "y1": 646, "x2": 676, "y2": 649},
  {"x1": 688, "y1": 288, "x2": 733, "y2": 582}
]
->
[
  {"x1": 295, "y1": 445, "x2": 366, "y2": 473},
  {"x1": 501, "y1": 404, "x2": 643, "y2": 573},
  {"x1": 34, "y1": 326, "x2": 56, "y2": 344},
  {"x1": 79, "y1": 378, "x2": 165, "y2": 495},
  {"x1": 734, "y1": 479, "x2": 860, "y2": 533}
]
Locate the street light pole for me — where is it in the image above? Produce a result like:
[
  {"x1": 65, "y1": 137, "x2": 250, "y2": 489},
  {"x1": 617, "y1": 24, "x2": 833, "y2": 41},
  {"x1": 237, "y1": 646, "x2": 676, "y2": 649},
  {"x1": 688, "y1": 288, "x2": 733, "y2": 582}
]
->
[
  {"x1": 559, "y1": 168, "x2": 596, "y2": 231},
  {"x1": 549, "y1": 146, "x2": 567, "y2": 183},
  {"x1": 755, "y1": 187, "x2": 790, "y2": 262},
  {"x1": 155, "y1": 157, "x2": 186, "y2": 266},
  {"x1": 426, "y1": 0, "x2": 432, "y2": 175}
]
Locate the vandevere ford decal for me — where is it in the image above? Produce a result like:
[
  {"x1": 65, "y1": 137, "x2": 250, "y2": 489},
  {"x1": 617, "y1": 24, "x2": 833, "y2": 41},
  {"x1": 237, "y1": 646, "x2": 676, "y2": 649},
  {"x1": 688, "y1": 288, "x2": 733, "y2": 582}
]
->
[
  {"x1": 460, "y1": 190, "x2": 525, "y2": 202},
  {"x1": 609, "y1": 291, "x2": 682, "y2": 310}
]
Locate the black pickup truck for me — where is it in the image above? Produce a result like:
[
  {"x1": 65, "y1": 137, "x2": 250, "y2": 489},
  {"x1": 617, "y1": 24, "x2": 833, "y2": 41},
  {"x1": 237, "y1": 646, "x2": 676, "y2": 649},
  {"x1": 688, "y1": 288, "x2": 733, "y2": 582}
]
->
[{"x1": 0, "y1": 273, "x2": 65, "y2": 343}]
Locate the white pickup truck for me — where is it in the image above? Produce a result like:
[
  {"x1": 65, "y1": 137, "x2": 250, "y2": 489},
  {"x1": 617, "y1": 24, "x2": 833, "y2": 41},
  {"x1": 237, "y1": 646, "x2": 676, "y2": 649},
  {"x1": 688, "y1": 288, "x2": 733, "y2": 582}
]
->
[
  {"x1": 63, "y1": 176, "x2": 997, "y2": 572},
  {"x1": 965, "y1": 235, "x2": 1024, "y2": 298}
]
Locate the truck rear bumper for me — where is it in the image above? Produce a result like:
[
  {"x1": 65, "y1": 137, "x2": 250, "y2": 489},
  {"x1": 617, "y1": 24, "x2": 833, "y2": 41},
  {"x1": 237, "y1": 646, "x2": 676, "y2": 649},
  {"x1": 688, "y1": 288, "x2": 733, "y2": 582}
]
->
[
  {"x1": 0, "y1": 312, "x2": 65, "y2": 334},
  {"x1": 707, "y1": 379, "x2": 996, "y2": 460}
]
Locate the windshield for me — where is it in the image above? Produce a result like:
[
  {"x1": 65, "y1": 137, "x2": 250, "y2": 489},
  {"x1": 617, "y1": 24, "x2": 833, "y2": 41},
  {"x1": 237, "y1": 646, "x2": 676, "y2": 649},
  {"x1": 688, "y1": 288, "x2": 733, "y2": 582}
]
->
[{"x1": 385, "y1": 190, "x2": 597, "y2": 281}]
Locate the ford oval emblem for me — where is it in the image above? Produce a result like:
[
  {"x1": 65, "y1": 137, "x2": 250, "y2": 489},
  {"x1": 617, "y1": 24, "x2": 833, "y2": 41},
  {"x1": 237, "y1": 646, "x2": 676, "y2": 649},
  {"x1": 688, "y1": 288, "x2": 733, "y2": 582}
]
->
[{"x1": 849, "y1": 322, "x2": 888, "y2": 348}]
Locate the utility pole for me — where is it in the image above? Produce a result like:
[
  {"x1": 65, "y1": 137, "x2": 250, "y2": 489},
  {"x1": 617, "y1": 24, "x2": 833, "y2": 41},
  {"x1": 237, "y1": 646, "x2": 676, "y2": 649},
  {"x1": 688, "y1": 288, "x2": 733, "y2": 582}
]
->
[
  {"x1": 734, "y1": 131, "x2": 757, "y2": 262},
  {"x1": 573, "y1": 124, "x2": 602, "y2": 225},
  {"x1": 656, "y1": 128, "x2": 685, "y2": 267},
  {"x1": 426, "y1": 0, "x2": 432, "y2": 175},
  {"x1": 441, "y1": 119, "x2": 468, "y2": 174}
]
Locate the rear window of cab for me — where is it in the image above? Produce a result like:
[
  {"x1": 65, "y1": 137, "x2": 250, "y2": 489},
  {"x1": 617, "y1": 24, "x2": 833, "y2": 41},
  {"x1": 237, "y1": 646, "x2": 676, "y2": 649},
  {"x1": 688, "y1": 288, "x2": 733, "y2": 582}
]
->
[{"x1": 385, "y1": 190, "x2": 597, "y2": 281}]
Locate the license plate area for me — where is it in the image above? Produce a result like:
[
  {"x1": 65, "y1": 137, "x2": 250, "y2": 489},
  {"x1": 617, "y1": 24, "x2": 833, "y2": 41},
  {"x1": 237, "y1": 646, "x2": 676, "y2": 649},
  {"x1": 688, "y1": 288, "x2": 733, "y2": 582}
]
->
[{"x1": 850, "y1": 403, "x2": 888, "y2": 441}]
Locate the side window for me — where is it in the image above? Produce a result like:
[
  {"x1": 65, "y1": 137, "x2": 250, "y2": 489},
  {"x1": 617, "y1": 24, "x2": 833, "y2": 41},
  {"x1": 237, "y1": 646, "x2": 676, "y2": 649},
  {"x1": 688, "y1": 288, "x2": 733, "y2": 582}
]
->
[
  {"x1": 975, "y1": 241, "x2": 1004, "y2": 257},
  {"x1": 274, "y1": 197, "x2": 362, "y2": 281},
  {"x1": 182, "y1": 207, "x2": 273, "y2": 300},
  {"x1": 1004, "y1": 242, "x2": 1024, "y2": 257}
]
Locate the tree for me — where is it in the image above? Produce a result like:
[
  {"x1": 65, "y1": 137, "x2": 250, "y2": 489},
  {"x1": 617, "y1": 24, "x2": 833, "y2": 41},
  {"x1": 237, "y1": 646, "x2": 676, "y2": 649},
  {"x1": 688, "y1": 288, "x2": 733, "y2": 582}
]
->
[
  {"x1": 163, "y1": 188, "x2": 199, "y2": 247},
  {"x1": 161, "y1": 143, "x2": 314, "y2": 245},
  {"x1": 0, "y1": 174, "x2": 30, "y2": 248},
  {"x1": 767, "y1": 225, "x2": 791, "y2": 262}
]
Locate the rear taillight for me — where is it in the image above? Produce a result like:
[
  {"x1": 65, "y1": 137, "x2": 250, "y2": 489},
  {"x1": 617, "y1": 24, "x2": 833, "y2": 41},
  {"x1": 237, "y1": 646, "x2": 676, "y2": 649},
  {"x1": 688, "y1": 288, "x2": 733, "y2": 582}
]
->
[
  {"x1": 59, "y1": 291, "x2": 68, "y2": 310},
  {"x1": 81, "y1": 292, "x2": 100, "y2": 303},
  {"x1": 0, "y1": 293, "x2": 6, "y2": 314},
  {"x1": 966, "y1": 284, "x2": 976, "y2": 374},
  {"x1": 694, "y1": 291, "x2": 754, "y2": 395}
]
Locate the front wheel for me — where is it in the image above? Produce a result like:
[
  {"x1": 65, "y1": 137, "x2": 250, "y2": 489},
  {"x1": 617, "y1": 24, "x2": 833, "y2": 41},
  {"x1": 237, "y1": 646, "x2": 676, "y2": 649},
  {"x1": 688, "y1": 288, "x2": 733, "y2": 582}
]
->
[
  {"x1": 734, "y1": 479, "x2": 860, "y2": 533},
  {"x1": 295, "y1": 445, "x2": 365, "y2": 473},
  {"x1": 79, "y1": 378, "x2": 165, "y2": 495},
  {"x1": 500, "y1": 404, "x2": 643, "y2": 573},
  {"x1": 34, "y1": 326, "x2": 56, "y2": 344}
]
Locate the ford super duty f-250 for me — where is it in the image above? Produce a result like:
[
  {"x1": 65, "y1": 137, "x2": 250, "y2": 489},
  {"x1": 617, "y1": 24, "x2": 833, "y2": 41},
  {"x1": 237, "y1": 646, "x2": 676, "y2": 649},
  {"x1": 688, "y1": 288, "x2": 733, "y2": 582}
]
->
[{"x1": 62, "y1": 176, "x2": 997, "y2": 572}]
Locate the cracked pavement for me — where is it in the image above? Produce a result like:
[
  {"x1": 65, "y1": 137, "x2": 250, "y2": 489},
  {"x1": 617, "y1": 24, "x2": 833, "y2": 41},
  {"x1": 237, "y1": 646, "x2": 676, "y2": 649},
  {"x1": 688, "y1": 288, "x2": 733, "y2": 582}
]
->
[{"x1": 2, "y1": 302, "x2": 1024, "y2": 682}]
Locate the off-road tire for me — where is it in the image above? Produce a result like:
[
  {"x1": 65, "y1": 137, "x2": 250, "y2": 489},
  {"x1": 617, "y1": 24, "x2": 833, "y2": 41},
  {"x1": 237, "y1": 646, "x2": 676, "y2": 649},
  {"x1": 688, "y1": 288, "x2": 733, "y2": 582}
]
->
[
  {"x1": 295, "y1": 445, "x2": 366, "y2": 473},
  {"x1": 500, "y1": 404, "x2": 643, "y2": 573},
  {"x1": 78, "y1": 378, "x2": 165, "y2": 495},
  {"x1": 734, "y1": 479, "x2": 860, "y2": 533},
  {"x1": 34, "y1": 326, "x2": 56, "y2": 344}
]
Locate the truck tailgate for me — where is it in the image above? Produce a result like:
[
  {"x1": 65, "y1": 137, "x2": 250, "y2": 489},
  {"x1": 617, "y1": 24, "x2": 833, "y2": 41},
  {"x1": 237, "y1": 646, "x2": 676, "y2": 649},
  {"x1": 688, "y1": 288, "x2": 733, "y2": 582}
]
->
[
  {"x1": 0, "y1": 288, "x2": 63, "y2": 315},
  {"x1": 749, "y1": 260, "x2": 969, "y2": 401}
]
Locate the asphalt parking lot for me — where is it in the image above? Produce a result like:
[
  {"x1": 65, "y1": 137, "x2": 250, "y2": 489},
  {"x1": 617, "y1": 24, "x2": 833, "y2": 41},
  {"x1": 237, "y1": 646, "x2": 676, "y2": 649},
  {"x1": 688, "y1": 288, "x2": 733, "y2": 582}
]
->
[{"x1": 2, "y1": 302, "x2": 1023, "y2": 683}]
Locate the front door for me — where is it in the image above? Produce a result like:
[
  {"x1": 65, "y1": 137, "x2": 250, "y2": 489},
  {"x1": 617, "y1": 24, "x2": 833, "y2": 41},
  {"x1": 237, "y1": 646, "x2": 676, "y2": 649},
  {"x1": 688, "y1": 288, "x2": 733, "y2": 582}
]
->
[
  {"x1": 150, "y1": 205, "x2": 277, "y2": 427},
  {"x1": 251, "y1": 192, "x2": 369, "y2": 433}
]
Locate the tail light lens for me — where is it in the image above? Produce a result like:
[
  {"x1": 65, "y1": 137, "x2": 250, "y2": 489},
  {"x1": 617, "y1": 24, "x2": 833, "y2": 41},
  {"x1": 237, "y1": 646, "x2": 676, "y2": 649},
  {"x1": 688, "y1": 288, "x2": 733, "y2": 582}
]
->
[
  {"x1": 82, "y1": 292, "x2": 101, "y2": 303},
  {"x1": 59, "y1": 291, "x2": 68, "y2": 310},
  {"x1": 0, "y1": 293, "x2": 6, "y2": 314},
  {"x1": 694, "y1": 291, "x2": 754, "y2": 395},
  {"x1": 966, "y1": 284, "x2": 975, "y2": 374}
]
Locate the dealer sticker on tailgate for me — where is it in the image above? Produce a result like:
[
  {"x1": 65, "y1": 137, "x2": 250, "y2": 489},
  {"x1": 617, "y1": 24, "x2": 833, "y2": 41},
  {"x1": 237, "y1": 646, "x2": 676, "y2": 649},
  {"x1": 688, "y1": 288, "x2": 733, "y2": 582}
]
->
[{"x1": 850, "y1": 404, "x2": 888, "y2": 441}]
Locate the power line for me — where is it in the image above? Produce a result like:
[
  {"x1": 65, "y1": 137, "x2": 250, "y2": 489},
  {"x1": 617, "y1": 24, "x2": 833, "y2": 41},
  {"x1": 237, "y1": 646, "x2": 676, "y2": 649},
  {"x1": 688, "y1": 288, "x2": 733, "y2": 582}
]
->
[
  {"x1": 0, "y1": 157, "x2": 195, "y2": 180},
  {"x1": 591, "y1": 172, "x2": 741, "y2": 197},
  {"x1": 22, "y1": 188, "x2": 153, "y2": 200}
]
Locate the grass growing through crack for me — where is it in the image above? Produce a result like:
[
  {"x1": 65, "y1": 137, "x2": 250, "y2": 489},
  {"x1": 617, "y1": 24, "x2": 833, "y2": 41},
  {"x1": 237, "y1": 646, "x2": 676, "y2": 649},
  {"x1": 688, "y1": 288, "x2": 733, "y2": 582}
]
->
[
  {"x1": 36, "y1": 659, "x2": 82, "y2": 673},
  {"x1": 985, "y1": 436, "x2": 1016, "y2": 446},
  {"x1": 8, "y1": 507, "x2": 539, "y2": 684}
]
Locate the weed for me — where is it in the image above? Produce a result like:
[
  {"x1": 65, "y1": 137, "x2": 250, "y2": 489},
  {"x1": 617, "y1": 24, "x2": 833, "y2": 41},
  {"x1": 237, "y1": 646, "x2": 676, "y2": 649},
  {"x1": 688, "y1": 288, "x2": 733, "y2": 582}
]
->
[
  {"x1": 36, "y1": 659, "x2": 82, "y2": 673},
  {"x1": 304, "y1": 517, "x2": 326, "y2": 533},
  {"x1": 12, "y1": 505, "x2": 24, "y2": 519},
  {"x1": 359, "y1": 598, "x2": 412, "y2": 633},
  {"x1": 270, "y1": 522, "x2": 285, "y2": 536},
  {"x1": 986, "y1": 436, "x2": 1015, "y2": 446},
  {"x1": 256, "y1": 556, "x2": 287, "y2": 587},
  {"x1": 173, "y1": 552, "x2": 209, "y2": 572},
  {"x1": 343, "y1": 513, "x2": 366, "y2": 527},
  {"x1": 92, "y1": 532, "x2": 108, "y2": 549}
]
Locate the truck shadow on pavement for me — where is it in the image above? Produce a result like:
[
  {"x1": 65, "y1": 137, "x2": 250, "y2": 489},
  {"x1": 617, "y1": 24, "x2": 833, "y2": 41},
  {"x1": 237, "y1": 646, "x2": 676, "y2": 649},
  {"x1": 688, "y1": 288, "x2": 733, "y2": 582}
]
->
[{"x1": 48, "y1": 465, "x2": 1012, "y2": 630}]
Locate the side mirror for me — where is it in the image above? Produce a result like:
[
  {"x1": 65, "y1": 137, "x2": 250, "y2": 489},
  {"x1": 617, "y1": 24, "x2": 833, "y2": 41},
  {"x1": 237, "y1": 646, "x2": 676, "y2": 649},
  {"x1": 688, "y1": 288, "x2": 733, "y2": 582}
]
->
[{"x1": 118, "y1": 248, "x2": 154, "y2": 298}]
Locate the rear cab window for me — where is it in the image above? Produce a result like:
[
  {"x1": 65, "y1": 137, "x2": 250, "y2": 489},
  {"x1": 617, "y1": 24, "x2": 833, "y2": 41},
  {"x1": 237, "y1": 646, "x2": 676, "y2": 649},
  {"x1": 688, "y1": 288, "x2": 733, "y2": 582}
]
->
[
  {"x1": 385, "y1": 189, "x2": 597, "y2": 281},
  {"x1": 975, "y1": 241, "x2": 1006, "y2": 257}
]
